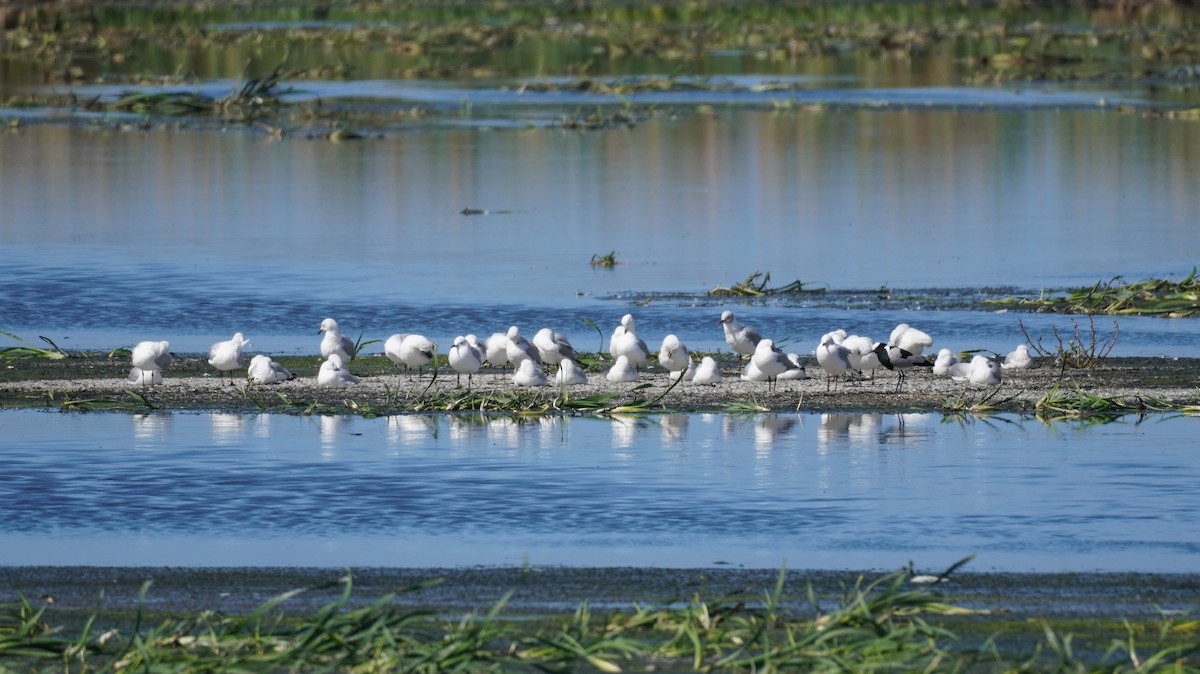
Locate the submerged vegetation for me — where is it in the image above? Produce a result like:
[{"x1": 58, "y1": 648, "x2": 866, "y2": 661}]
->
[{"x1": 2, "y1": 562, "x2": 1196, "y2": 673}]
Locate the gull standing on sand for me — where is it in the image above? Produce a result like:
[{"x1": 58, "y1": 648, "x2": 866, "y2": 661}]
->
[
  {"x1": 127, "y1": 366, "x2": 163, "y2": 387},
  {"x1": 131, "y1": 340, "x2": 173, "y2": 387},
  {"x1": 484, "y1": 332, "x2": 510, "y2": 368},
  {"x1": 533, "y1": 327, "x2": 576, "y2": 365},
  {"x1": 1002, "y1": 344, "x2": 1036, "y2": 370},
  {"x1": 606, "y1": 354, "x2": 639, "y2": 383},
  {"x1": 610, "y1": 314, "x2": 650, "y2": 368},
  {"x1": 447, "y1": 335, "x2": 483, "y2": 389},
  {"x1": 208, "y1": 332, "x2": 250, "y2": 384},
  {"x1": 841, "y1": 335, "x2": 887, "y2": 380},
  {"x1": 555, "y1": 358, "x2": 588, "y2": 386},
  {"x1": 513, "y1": 358, "x2": 549, "y2": 387},
  {"x1": 658, "y1": 334, "x2": 691, "y2": 377},
  {"x1": 247, "y1": 354, "x2": 294, "y2": 384},
  {"x1": 506, "y1": 326, "x2": 542, "y2": 367},
  {"x1": 751, "y1": 338, "x2": 796, "y2": 391},
  {"x1": 385, "y1": 333, "x2": 437, "y2": 377},
  {"x1": 719, "y1": 310, "x2": 762, "y2": 366},
  {"x1": 692, "y1": 356, "x2": 722, "y2": 385},
  {"x1": 318, "y1": 353, "x2": 360, "y2": 387},
  {"x1": 815, "y1": 332, "x2": 852, "y2": 392},
  {"x1": 318, "y1": 318, "x2": 356, "y2": 361}
]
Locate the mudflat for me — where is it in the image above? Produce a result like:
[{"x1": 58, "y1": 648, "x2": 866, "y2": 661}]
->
[{"x1": 1, "y1": 355, "x2": 1197, "y2": 414}]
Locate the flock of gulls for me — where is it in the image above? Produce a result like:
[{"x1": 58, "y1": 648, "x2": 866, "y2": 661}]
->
[{"x1": 126, "y1": 311, "x2": 1036, "y2": 392}]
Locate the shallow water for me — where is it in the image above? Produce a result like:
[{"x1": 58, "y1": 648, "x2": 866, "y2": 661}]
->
[
  {"x1": 1, "y1": 108, "x2": 1197, "y2": 357},
  {"x1": 1, "y1": 409, "x2": 1196, "y2": 571}
]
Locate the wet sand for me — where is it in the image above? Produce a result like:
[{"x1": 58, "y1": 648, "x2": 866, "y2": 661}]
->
[{"x1": 1, "y1": 355, "x2": 1197, "y2": 413}]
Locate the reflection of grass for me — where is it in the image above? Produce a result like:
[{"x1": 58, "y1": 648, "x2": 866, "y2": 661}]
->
[
  {"x1": 986, "y1": 269, "x2": 1200, "y2": 317},
  {"x1": 7, "y1": 2, "x2": 1199, "y2": 110}
]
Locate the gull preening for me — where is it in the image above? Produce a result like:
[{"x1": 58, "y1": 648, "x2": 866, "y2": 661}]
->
[
  {"x1": 533, "y1": 327, "x2": 576, "y2": 365},
  {"x1": 889, "y1": 323, "x2": 934, "y2": 356},
  {"x1": 841, "y1": 335, "x2": 886, "y2": 380},
  {"x1": 720, "y1": 310, "x2": 762, "y2": 366},
  {"x1": 657, "y1": 334, "x2": 691, "y2": 377},
  {"x1": 447, "y1": 335, "x2": 483, "y2": 389},
  {"x1": 127, "y1": 366, "x2": 163, "y2": 387},
  {"x1": 318, "y1": 318, "x2": 355, "y2": 361},
  {"x1": 506, "y1": 326, "x2": 543, "y2": 368},
  {"x1": 131, "y1": 340, "x2": 173, "y2": 387},
  {"x1": 317, "y1": 353, "x2": 360, "y2": 387},
  {"x1": 881, "y1": 324, "x2": 934, "y2": 392},
  {"x1": 208, "y1": 332, "x2": 250, "y2": 384},
  {"x1": 385, "y1": 333, "x2": 437, "y2": 377},
  {"x1": 610, "y1": 314, "x2": 650, "y2": 368},
  {"x1": 247, "y1": 354, "x2": 294, "y2": 384},
  {"x1": 484, "y1": 332, "x2": 510, "y2": 368}
]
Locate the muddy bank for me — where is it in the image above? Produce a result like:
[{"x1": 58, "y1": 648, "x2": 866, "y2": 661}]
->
[
  {"x1": 1, "y1": 355, "x2": 1197, "y2": 414},
  {"x1": 4, "y1": 564, "x2": 1197, "y2": 621},
  {"x1": 2, "y1": 564, "x2": 1197, "y2": 664}
]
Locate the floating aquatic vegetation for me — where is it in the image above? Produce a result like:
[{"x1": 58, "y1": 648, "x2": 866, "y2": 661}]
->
[
  {"x1": 708, "y1": 271, "x2": 828, "y2": 297},
  {"x1": 590, "y1": 251, "x2": 618, "y2": 267},
  {"x1": 86, "y1": 67, "x2": 292, "y2": 122},
  {"x1": 1034, "y1": 384, "x2": 1153, "y2": 424},
  {"x1": 986, "y1": 269, "x2": 1200, "y2": 317}
]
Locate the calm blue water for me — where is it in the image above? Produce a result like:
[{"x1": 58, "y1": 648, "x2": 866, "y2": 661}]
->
[
  {"x1": 1, "y1": 409, "x2": 1197, "y2": 571},
  {"x1": 2, "y1": 63, "x2": 1198, "y2": 576},
  {"x1": 1, "y1": 109, "x2": 1198, "y2": 357}
]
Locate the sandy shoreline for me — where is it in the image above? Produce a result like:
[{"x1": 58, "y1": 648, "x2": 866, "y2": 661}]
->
[{"x1": 1, "y1": 355, "x2": 1197, "y2": 414}]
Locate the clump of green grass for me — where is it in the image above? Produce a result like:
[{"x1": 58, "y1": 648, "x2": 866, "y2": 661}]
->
[
  {"x1": 0, "y1": 330, "x2": 69, "y2": 361},
  {"x1": 1033, "y1": 384, "x2": 1163, "y2": 424},
  {"x1": 986, "y1": 269, "x2": 1200, "y2": 317},
  {"x1": 708, "y1": 271, "x2": 828, "y2": 296},
  {"x1": 5, "y1": 559, "x2": 1194, "y2": 673},
  {"x1": 91, "y1": 66, "x2": 293, "y2": 122},
  {"x1": 590, "y1": 251, "x2": 618, "y2": 267}
]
